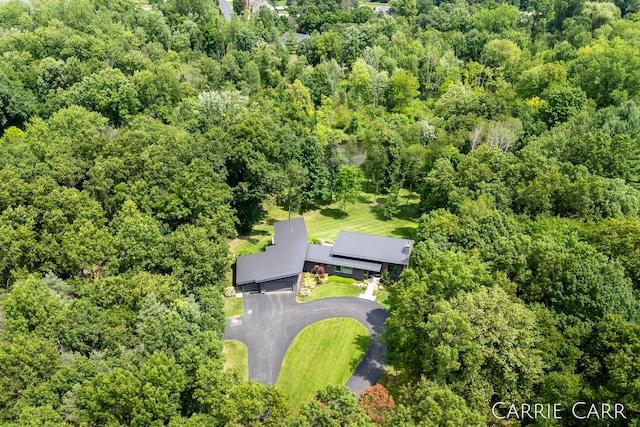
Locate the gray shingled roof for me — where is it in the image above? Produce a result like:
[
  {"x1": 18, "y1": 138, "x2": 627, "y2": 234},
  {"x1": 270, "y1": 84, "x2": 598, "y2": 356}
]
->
[
  {"x1": 331, "y1": 231, "x2": 413, "y2": 265},
  {"x1": 306, "y1": 244, "x2": 382, "y2": 272},
  {"x1": 236, "y1": 218, "x2": 308, "y2": 285},
  {"x1": 282, "y1": 31, "x2": 311, "y2": 44}
]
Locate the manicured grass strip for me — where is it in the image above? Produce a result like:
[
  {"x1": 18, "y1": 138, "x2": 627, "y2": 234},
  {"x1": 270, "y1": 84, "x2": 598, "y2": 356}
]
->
[
  {"x1": 223, "y1": 340, "x2": 248, "y2": 381},
  {"x1": 277, "y1": 318, "x2": 370, "y2": 410},
  {"x1": 298, "y1": 282, "x2": 363, "y2": 302},
  {"x1": 305, "y1": 192, "x2": 418, "y2": 242},
  {"x1": 362, "y1": 1, "x2": 389, "y2": 8},
  {"x1": 224, "y1": 297, "x2": 244, "y2": 318},
  {"x1": 375, "y1": 289, "x2": 390, "y2": 309}
]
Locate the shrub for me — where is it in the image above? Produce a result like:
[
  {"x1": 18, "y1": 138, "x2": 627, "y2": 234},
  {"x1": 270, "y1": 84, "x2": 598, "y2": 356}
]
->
[
  {"x1": 299, "y1": 288, "x2": 311, "y2": 297},
  {"x1": 223, "y1": 286, "x2": 236, "y2": 297},
  {"x1": 379, "y1": 270, "x2": 393, "y2": 287},
  {"x1": 304, "y1": 272, "x2": 317, "y2": 288},
  {"x1": 311, "y1": 264, "x2": 326, "y2": 279}
]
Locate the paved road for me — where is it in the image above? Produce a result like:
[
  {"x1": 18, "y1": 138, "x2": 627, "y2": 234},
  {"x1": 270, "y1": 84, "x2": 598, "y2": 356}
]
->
[{"x1": 222, "y1": 292, "x2": 389, "y2": 395}]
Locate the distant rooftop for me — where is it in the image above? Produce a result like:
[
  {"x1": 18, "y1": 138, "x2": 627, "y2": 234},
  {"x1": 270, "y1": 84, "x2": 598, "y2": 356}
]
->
[{"x1": 282, "y1": 31, "x2": 311, "y2": 44}]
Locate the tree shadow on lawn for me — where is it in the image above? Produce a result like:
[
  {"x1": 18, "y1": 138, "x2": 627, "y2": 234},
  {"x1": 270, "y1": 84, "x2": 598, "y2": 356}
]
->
[
  {"x1": 244, "y1": 229, "x2": 269, "y2": 243},
  {"x1": 392, "y1": 227, "x2": 417, "y2": 239},
  {"x1": 370, "y1": 201, "x2": 418, "y2": 223},
  {"x1": 358, "y1": 194, "x2": 372, "y2": 204},
  {"x1": 350, "y1": 333, "x2": 371, "y2": 370},
  {"x1": 320, "y1": 207, "x2": 345, "y2": 219}
]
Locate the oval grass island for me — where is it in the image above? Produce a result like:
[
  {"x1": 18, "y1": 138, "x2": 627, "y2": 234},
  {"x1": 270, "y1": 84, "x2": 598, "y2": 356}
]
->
[{"x1": 276, "y1": 318, "x2": 370, "y2": 409}]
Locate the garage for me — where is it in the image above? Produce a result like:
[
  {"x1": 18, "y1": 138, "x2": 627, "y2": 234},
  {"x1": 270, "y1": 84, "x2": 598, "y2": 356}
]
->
[
  {"x1": 260, "y1": 275, "x2": 297, "y2": 293},
  {"x1": 242, "y1": 282, "x2": 260, "y2": 294}
]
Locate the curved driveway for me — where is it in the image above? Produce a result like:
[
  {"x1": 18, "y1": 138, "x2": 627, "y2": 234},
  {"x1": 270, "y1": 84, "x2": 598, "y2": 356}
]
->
[{"x1": 222, "y1": 292, "x2": 389, "y2": 394}]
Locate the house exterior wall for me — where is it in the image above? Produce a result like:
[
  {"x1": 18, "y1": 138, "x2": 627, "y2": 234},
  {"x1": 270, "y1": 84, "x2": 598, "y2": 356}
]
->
[{"x1": 303, "y1": 262, "x2": 368, "y2": 281}]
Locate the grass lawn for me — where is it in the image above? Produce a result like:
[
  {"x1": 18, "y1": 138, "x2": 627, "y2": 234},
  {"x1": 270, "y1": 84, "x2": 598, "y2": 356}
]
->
[
  {"x1": 224, "y1": 297, "x2": 243, "y2": 319},
  {"x1": 362, "y1": 1, "x2": 389, "y2": 7},
  {"x1": 375, "y1": 289, "x2": 391, "y2": 309},
  {"x1": 277, "y1": 318, "x2": 370, "y2": 409},
  {"x1": 230, "y1": 190, "x2": 419, "y2": 257},
  {"x1": 298, "y1": 282, "x2": 363, "y2": 302},
  {"x1": 223, "y1": 340, "x2": 248, "y2": 381}
]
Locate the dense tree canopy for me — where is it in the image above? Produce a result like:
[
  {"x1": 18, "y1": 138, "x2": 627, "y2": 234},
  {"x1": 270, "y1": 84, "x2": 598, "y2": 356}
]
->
[{"x1": 1, "y1": 0, "x2": 640, "y2": 424}]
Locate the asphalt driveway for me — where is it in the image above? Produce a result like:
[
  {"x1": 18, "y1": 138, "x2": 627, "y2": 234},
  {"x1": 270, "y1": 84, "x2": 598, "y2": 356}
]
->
[{"x1": 222, "y1": 292, "x2": 389, "y2": 395}]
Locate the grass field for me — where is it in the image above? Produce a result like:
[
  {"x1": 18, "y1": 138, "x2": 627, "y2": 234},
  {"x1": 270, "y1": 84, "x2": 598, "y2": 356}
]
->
[
  {"x1": 298, "y1": 282, "x2": 363, "y2": 302},
  {"x1": 230, "y1": 190, "x2": 419, "y2": 256},
  {"x1": 375, "y1": 289, "x2": 391, "y2": 309},
  {"x1": 362, "y1": 1, "x2": 389, "y2": 7},
  {"x1": 223, "y1": 340, "x2": 248, "y2": 381},
  {"x1": 224, "y1": 297, "x2": 244, "y2": 318},
  {"x1": 277, "y1": 318, "x2": 370, "y2": 409}
]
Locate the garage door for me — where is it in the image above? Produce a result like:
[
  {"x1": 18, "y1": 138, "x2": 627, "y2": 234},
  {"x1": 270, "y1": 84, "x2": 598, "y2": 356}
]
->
[
  {"x1": 261, "y1": 277, "x2": 295, "y2": 293},
  {"x1": 242, "y1": 282, "x2": 260, "y2": 293}
]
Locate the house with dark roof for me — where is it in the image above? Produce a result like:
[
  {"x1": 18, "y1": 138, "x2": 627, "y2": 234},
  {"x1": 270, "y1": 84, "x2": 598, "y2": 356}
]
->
[
  {"x1": 281, "y1": 31, "x2": 311, "y2": 44},
  {"x1": 235, "y1": 218, "x2": 413, "y2": 293}
]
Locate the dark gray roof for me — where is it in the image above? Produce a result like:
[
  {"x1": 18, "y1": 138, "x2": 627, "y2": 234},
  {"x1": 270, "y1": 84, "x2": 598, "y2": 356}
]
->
[
  {"x1": 306, "y1": 244, "x2": 382, "y2": 272},
  {"x1": 236, "y1": 218, "x2": 308, "y2": 285},
  {"x1": 331, "y1": 231, "x2": 413, "y2": 265},
  {"x1": 282, "y1": 31, "x2": 311, "y2": 44}
]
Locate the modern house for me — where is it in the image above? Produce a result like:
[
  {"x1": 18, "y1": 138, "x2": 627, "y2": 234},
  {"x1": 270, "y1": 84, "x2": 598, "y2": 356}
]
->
[{"x1": 235, "y1": 218, "x2": 413, "y2": 293}]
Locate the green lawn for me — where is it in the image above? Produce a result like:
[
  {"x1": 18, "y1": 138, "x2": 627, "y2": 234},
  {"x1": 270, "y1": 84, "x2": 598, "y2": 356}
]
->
[
  {"x1": 298, "y1": 282, "x2": 363, "y2": 302},
  {"x1": 277, "y1": 318, "x2": 370, "y2": 409},
  {"x1": 375, "y1": 289, "x2": 391, "y2": 309},
  {"x1": 223, "y1": 340, "x2": 248, "y2": 381},
  {"x1": 230, "y1": 190, "x2": 419, "y2": 256},
  {"x1": 362, "y1": 1, "x2": 389, "y2": 7},
  {"x1": 224, "y1": 297, "x2": 243, "y2": 319}
]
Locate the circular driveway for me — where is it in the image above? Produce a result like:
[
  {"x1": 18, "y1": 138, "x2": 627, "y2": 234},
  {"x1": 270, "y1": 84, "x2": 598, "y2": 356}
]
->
[{"x1": 222, "y1": 292, "x2": 389, "y2": 394}]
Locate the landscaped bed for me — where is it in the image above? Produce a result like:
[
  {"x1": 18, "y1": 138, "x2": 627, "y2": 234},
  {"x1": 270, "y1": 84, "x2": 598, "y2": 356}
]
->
[
  {"x1": 222, "y1": 340, "x2": 248, "y2": 381},
  {"x1": 276, "y1": 318, "x2": 370, "y2": 410}
]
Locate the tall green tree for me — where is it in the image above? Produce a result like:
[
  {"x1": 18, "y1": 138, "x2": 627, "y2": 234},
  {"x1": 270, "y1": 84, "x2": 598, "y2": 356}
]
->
[{"x1": 334, "y1": 166, "x2": 361, "y2": 216}]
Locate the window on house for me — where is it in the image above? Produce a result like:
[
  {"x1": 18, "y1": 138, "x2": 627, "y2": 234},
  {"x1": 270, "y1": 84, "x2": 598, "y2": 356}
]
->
[{"x1": 336, "y1": 266, "x2": 353, "y2": 274}]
